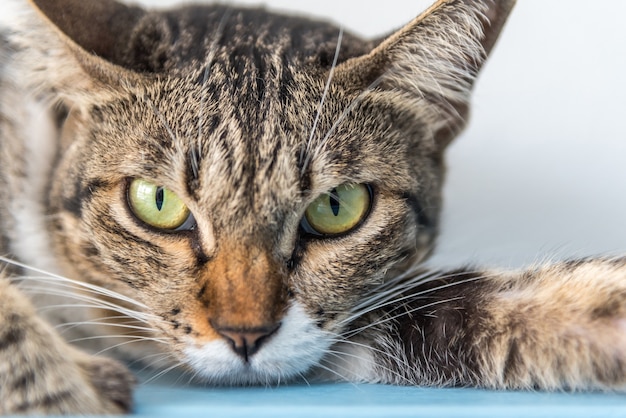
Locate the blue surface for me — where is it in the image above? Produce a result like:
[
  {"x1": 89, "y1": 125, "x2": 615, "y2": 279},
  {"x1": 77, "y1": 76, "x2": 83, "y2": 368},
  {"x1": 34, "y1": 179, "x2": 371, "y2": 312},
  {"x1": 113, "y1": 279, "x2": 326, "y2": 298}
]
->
[{"x1": 132, "y1": 383, "x2": 626, "y2": 418}]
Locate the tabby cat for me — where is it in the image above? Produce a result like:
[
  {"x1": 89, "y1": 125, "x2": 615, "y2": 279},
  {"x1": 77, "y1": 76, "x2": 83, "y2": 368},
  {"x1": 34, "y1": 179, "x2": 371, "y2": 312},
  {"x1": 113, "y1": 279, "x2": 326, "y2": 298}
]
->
[{"x1": 1, "y1": 0, "x2": 626, "y2": 414}]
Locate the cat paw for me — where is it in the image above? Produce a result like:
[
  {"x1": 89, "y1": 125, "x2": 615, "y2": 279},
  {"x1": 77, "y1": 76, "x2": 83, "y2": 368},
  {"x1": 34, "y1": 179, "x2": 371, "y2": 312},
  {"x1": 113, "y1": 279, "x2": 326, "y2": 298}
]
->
[
  {"x1": 77, "y1": 354, "x2": 137, "y2": 414},
  {"x1": 0, "y1": 280, "x2": 136, "y2": 414}
]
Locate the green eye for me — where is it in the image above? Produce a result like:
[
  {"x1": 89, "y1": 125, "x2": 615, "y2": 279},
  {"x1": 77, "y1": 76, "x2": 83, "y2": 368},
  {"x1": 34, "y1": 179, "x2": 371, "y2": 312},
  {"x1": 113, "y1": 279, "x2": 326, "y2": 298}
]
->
[
  {"x1": 128, "y1": 179, "x2": 192, "y2": 231},
  {"x1": 303, "y1": 184, "x2": 372, "y2": 236}
]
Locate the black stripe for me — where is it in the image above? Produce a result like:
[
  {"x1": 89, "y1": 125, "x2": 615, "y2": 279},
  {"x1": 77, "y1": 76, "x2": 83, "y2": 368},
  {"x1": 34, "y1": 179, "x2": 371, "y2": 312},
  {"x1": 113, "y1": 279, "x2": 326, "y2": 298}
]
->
[
  {"x1": 278, "y1": 53, "x2": 294, "y2": 105},
  {"x1": 502, "y1": 339, "x2": 524, "y2": 384},
  {"x1": 402, "y1": 192, "x2": 436, "y2": 231},
  {"x1": 297, "y1": 155, "x2": 312, "y2": 193},
  {"x1": 0, "y1": 315, "x2": 26, "y2": 351},
  {"x1": 252, "y1": 47, "x2": 267, "y2": 103},
  {"x1": 261, "y1": 140, "x2": 281, "y2": 180},
  {"x1": 62, "y1": 178, "x2": 109, "y2": 217},
  {"x1": 368, "y1": 269, "x2": 489, "y2": 384},
  {"x1": 10, "y1": 369, "x2": 37, "y2": 392},
  {"x1": 16, "y1": 389, "x2": 75, "y2": 412}
]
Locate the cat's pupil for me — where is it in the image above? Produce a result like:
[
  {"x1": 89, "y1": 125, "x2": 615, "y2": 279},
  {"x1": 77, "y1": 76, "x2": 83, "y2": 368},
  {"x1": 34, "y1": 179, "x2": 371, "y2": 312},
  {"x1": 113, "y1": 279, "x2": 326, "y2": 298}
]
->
[
  {"x1": 329, "y1": 188, "x2": 340, "y2": 216},
  {"x1": 155, "y1": 187, "x2": 165, "y2": 211}
]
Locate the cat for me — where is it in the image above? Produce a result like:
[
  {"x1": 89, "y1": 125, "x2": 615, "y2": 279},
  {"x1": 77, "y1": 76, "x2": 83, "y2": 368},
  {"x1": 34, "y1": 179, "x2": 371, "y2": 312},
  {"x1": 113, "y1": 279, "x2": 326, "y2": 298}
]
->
[{"x1": 2, "y1": 0, "x2": 626, "y2": 414}]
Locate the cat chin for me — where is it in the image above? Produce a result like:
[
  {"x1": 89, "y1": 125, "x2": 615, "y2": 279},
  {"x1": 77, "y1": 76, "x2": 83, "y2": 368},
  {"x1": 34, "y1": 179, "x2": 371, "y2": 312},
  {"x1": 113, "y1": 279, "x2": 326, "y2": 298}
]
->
[{"x1": 182, "y1": 302, "x2": 333, "y2": 385}]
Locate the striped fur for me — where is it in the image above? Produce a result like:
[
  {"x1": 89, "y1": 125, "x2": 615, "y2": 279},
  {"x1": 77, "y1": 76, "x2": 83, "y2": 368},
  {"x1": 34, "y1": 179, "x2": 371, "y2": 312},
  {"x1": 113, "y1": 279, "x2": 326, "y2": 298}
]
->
[{"x1": 3, "y1": 0, "x2": 626, "y2": 415}]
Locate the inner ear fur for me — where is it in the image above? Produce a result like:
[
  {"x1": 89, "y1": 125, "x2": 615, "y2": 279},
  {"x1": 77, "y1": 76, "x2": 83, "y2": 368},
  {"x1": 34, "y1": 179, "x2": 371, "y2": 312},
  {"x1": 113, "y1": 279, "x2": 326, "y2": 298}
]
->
[
  {"x1": 337, "y1": 0, "x2": 516, "y2": 149},
  {"x1": 29, "y1": 0, "x2": 144, "y2": 64},
  {"x1": 27, "y1": 0, "x2": 146, "y2": 88}
]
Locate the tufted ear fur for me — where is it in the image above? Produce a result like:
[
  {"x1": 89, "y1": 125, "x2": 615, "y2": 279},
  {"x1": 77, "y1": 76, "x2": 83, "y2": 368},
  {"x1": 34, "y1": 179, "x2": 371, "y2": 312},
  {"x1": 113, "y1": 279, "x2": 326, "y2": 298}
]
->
[
  {"x1": 336, "y1": 0, "x2": 515, "y2": 149},
  {"x1": 3, "y1": 0, "x2": 147, "y2": 103},
  {"x1": 29, "y1": 0, "x2": 145, "y2": 66}
]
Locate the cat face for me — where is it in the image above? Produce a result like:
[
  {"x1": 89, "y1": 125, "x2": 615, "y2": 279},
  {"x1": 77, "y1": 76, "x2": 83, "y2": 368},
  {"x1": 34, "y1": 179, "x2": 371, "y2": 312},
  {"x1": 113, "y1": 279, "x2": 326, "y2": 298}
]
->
[
  {"x1": 18, "y1": 0, "x2": 513, "y2": 382},
  {"x1": 48, "y1": 46, "x2": 437, "y2": 384}
]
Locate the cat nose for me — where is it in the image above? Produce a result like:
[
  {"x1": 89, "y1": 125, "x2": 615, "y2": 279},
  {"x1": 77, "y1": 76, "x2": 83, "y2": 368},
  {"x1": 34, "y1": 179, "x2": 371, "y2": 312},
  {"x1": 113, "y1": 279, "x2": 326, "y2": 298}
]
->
[{"x1": 214, "y1": 323, "x2": 281, "y2": 362}]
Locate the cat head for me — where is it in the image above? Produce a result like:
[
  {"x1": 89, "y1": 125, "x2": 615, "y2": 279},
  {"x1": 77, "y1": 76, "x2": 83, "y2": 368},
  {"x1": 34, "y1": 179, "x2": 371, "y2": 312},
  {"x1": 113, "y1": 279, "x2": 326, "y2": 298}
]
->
[{"x1": 11, "y1": 0, "x2": 514, "y2": 383}]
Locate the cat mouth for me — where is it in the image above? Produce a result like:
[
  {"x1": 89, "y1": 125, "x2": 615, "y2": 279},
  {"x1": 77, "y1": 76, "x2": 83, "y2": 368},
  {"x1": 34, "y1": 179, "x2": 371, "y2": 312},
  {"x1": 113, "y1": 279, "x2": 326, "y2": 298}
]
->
[{"x1": 181, "y1": 303, "x2": 332, "y2": 385}]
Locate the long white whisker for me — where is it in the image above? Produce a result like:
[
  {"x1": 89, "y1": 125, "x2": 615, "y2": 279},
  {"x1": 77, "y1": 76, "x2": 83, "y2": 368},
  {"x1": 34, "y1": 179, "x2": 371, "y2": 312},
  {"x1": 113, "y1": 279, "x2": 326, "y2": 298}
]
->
[
  {"x1": 130, "y1": 353, "x2": 181, "y2": 381},
  {"x1": 143, "y1": 362, "x2": 186, "y2": 385},
  {"x1": 341, "y1": 270, "x2": 489, "y2": 327},
  {"x1": 34, "y1": 301, "x2": 148, "y2": 320},
  {"x1": 57, "y1": 320, "x2": 157, "y2": 333},
  {"x1": 308, "y1": 76, "x2": 384, "y2": 171},
  {"x1": 325, "y1": 334, "x2": 410, "y2": 374},
  {"x1": 16, "y1": 277, "x2": 151, "y2": 316},
  {"x1": 0, "y1": 256, "x2": 147, "y2": 309},
  {"x1": 295, "y1": 371, "x2": 311, "y2": 387},
  {"x1": 346, "y1": 267, "x2": 435, "y2": 314},
  {"x1": 68, "y1": 334, "x2": 170, "y2": 345},
  {"x1": 93, "y1": 337, "x2": 170, "y2": 356},
  {"x1": 301, "y1": 27, "x2": 344, "y2": 170},
  {"x1": 323, "y1": 348, "x2": 412, "y2": 385},
  {"x1": 18, "y1": 287, "x2": 157, "y2": 324},
  {"x1": 311, "y1": 359, "x2": 353, "y2": 383},
  {"x1": 343, "y1": 296, "x2": 465, "y2": 339},
  {"x1": 56, "y1": 314, "x2": 136, "y2": 327},
  {"x1": 130, "y1": 351, "x2": 175, "y2": 368}
]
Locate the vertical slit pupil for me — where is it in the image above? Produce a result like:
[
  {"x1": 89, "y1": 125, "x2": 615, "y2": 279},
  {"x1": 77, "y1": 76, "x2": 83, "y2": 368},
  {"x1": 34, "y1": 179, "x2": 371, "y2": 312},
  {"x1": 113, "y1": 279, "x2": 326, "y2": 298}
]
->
[
  {"x1": 155, "y1": 187, "x2": 165, "y2": 211},
  {"x1": 329, "y1": 188, "x2": 340, "y2": 216}
]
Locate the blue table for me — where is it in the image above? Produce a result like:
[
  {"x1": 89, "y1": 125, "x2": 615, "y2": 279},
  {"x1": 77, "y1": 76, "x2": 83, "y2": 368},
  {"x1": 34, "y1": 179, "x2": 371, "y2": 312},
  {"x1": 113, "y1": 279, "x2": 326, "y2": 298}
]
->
[{"x1": 133, "y1": 382, "x2": 626, "y2": 418}]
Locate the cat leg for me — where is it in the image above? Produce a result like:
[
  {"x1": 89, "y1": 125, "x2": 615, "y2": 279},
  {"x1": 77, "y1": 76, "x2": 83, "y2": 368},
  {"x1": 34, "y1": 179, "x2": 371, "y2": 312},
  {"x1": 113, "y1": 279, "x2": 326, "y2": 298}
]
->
[
  {"x1": 355, "y1": 259, "x2": 626, "y2": 390},
  {"x1": 0, "y1": 278, "x2": 135, "y2": 414}
]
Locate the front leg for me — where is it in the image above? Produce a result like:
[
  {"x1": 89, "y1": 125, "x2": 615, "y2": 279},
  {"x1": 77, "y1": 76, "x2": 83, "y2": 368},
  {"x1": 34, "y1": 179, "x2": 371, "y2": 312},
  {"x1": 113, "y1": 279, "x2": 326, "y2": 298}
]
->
[
  {"x1": 0, "y1": 278, "x2": 135, "y2": 414},
  {"x1": 349, "y1": 259, "x2": 626, "y2": 390}
]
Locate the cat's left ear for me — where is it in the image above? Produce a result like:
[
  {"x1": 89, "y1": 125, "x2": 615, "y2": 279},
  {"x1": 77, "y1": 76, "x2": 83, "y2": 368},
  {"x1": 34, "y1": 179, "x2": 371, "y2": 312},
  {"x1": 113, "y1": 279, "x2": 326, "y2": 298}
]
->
[{"x1": 337, "y1": 0, "x2": 515, "y2": 149}]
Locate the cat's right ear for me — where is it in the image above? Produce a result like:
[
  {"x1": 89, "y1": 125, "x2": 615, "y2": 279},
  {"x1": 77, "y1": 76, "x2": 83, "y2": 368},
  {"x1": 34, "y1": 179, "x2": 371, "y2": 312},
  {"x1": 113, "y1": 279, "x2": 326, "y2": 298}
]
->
[
  {"x1": 3, "y1": 0, "x2": 148, "y2": 103},
  {"x1": 336, "y1": 0, "x2": 515, "y2": 149}
]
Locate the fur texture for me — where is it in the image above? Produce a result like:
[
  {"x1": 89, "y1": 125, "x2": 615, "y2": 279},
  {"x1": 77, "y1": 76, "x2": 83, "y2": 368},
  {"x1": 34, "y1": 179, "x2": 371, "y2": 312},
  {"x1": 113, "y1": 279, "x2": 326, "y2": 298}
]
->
[{"x1": 2, "y1": 0, "x2": 626, "y2": 415}]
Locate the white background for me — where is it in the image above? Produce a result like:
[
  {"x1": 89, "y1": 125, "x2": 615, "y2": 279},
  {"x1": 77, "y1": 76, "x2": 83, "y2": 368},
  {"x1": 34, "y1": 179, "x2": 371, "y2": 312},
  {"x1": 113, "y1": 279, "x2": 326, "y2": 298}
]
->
[{"x1": 13, "y1": 0, "x2": 626, "y2": 268}]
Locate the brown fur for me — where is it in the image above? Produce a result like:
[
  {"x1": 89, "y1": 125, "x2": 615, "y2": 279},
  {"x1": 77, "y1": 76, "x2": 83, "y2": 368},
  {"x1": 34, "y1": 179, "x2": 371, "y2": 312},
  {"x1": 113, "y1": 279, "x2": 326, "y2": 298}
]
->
[
  {"x1": 204, "y1": 241, "x2": 287, "y2": 329},
  {"x1": 4, "y1": 0, "x2": 626, "y2": 415}
]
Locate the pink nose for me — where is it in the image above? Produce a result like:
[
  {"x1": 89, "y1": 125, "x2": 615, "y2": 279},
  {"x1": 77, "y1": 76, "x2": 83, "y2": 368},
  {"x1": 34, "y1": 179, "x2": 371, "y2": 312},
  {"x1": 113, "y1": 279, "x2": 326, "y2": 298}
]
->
[{"x1": 214, "y1": 324, "x2": 281, "y2": 362}]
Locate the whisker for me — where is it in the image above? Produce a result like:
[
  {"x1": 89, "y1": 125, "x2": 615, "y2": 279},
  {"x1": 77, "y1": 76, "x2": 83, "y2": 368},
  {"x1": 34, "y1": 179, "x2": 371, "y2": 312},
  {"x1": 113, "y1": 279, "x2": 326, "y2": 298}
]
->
[
  {"x1": 16, "y1": 278, "x2": 150, "y2": 315},
  {"x1": 0, "y1": 256, "x2": 147, "y2": 309},
  {"x1": 57, "y1": 320, "x2": 157, "y2": 334},
  {"x1": 323, "y1": 348, "x2": 412, "y2": 385},
  {"x1": 347, "y1": 267, "x2": 434, "y2": 314},
  {"x1": 56, "y1": 314, "x2": 137, "y2": 329},
  {"x1": 68, "y1": 334, "x2": 170, "y2": 345},
  {"x1": 18, "y1": 286, "x2": 157, "y2": 324},
  {"x1": 93, "y1": 337, "x2": 170, "y2": 356},
  {"x1": 35, "y1": 302, "x2": 146, "y2": 319},
  {"x1": 341, "y1": 270, "x2": 490, "y2": 327},
  {"x1": 343, "y1": 296, "x2": 465, "y2": 339},
  {"x1": 307, "y1": 76, "x2": 384, "y2": 172},
  {"x1": 169, "y1": 366, "x2": 197, "y2": 388},
  {"x1": 295, "y1": 371, "x2": 311, "y2": 387},
  {"x1": 130, "y1": 353, "x2": 182, "y2": 383},
  {"x1": 142, "y1": 361, "x2": 187, "y2": 385},
  {"x1": 183, "y1": 366, "x2": 207, "y2": 387},
  {"x1": 129, "y1": 351, "x2": 175, "y2": 369},
  {"x1": 310, "y1": 359, "x2": 353, "y2": 383},
  {"x1": 301, "y1": 26, "x2": 344, "y2": 170},
  {"x1": 324, "y1": 334, "x2": 410, "y2": 375}
]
